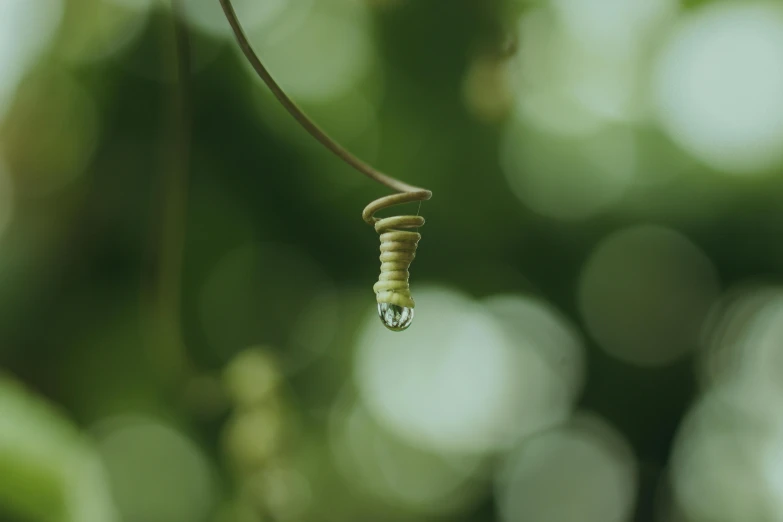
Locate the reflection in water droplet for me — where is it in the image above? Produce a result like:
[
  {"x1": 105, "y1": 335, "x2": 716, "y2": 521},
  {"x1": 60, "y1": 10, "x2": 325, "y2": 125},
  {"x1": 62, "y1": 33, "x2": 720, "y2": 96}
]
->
[{"x1": 378, "y1": 303, "x2": 414, "y2": 331}]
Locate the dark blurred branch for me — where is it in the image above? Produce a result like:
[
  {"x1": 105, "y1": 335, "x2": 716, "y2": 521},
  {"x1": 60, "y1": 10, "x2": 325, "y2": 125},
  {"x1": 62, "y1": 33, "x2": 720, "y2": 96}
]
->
[
  {"x1": 217, "y1": 0, "x2": 431, "y2": 198},
  {"x1": 148, "y1": 0, "x2": 194, "y2": 382}
]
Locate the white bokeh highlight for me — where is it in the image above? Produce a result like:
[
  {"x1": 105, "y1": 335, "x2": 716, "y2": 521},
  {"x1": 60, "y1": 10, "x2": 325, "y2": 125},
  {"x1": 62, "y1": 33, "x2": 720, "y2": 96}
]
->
[
  {"x1": 654, "y1": 3, "x2": 783, "y2": 174},
  {"x1": 501, "y1": 122, "x2": 636, "y2": 220},
  {"x1": 700, "y1": 287, "x2": 783, "y2": 413},
  {"x1": 356, "y1": 287, "x2": 518, "y2": 454},
  {"x1": 355, "y1": 286, "x2": 584, "y2": 454},
  {"x1": 551, "y1": 0, "x2": 678, "y2": 53},
  {"x1": 673, "y1": 286, "x2": 783, "y2": 521},
  {"x1": 508, "y1": 0, "x2": 674, "y2": 135},
  {"x1": 670, "y1": 389, "x2": 783, "y2": 522},
  {"x1": 483, "y1": 295, "x2": 585, "y2": 439},
  {"x1": 330, "y1": 397, "x2": 484, "y2": 515},
  {"x1": 496, "y1": 413, "x2": 637, "y2": 522},
  {"x1": 239, "y1": 1, "x2": 374, "y2": 103},
  {"x1": 509, "y1": 8, "x2": 613, "y2": 136}
]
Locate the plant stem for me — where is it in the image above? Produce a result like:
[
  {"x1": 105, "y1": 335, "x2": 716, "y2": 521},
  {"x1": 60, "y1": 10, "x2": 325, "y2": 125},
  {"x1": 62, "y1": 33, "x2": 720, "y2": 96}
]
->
[{"x1": 217, "y1": 0, "x2": 432, "y2": 199}]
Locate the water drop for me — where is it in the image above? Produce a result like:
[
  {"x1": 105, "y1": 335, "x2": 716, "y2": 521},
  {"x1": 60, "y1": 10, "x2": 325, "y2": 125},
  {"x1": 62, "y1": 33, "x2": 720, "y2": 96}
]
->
[{"x1": 377, "y1": 303, "x2": 414, "y2": 331}]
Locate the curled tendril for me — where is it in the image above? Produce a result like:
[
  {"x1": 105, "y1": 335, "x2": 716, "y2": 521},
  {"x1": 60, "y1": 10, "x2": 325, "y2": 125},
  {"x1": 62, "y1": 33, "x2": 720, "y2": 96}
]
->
[
  {"x1": 363, "y1": 191, "x2": 429, "y2": 309},
  {"x1": 218, "y1": 0, "x2": 432, "y2": 328}
]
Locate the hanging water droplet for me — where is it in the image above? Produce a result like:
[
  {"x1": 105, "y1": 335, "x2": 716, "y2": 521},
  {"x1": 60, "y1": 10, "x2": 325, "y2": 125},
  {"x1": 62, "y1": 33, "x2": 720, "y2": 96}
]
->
[{"x1": 377, "y1": 303, "x2": 414, "y2": 331}]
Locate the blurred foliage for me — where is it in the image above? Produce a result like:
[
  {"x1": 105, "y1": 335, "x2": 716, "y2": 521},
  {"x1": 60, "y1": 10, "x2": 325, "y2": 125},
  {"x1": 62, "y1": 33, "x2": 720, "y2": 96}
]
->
[{"x1": 2, "y1": 0, "x2": 783, "y2": 521}]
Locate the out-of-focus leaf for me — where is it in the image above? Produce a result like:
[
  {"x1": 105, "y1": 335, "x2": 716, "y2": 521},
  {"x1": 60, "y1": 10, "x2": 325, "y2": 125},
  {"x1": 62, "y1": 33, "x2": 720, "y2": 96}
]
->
[{"x1": 0, "y1": 374, "x2": 117, "y2": 522}]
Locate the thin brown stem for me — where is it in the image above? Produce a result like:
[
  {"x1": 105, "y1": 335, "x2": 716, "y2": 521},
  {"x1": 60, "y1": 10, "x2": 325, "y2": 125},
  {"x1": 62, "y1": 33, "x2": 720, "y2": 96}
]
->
[{"x1": 218, "y1": 0, "x2": 431, "y2": 198}]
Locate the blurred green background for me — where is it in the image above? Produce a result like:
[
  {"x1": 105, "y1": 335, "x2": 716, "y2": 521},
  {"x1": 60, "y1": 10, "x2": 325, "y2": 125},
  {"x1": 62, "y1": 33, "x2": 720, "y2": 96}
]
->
[{"x1": 3, "y1": 0, "x2": 783, "y2": 521}]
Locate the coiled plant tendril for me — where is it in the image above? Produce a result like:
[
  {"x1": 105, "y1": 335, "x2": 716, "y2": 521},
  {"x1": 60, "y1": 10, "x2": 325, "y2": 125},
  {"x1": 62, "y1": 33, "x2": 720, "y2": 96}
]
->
[{"x1": 219, "y1": 0, "x2": 432, "y2": 331}]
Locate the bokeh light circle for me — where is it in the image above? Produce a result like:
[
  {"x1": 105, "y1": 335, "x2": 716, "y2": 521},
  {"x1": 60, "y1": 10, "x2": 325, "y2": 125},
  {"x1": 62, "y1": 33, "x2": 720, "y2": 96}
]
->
[
  {"x1": 222, "y1": 347, "x2": 281, "y2": 408},
  {"x1": 355, "y1": 286, "x2": 520, "y2": 453},
  {"x1": 579, "y1": 225, "x2": 720, "y2": 367},
  {"x1": 0, "y1": 376, "x2": 119, "y2": 522},
  {"x1": 654, "y1": 3, "x2": 783, "y2": 174},
  {"x1": 551, "y1": 0, "x2": 678, "y2": 52},
  {"x1": 237, "y1": 465, "x2": 312, "y2": 521},
  {"x1": 670, "y1": 389, "x2": 783, "y2": 522},
  {"x1": 329, "y1": 396, "x2": 484, "y2": 515},
  {"x1": 462, "y1": 54, "x2": 513, "y2": 123},
  {"x1": 0, "y1": 0, "x2": 63, "y2": 122},
  {"x1": 508, "y1": 8, "x2": 612, "y2": 136},
  {"x1": 94, "y1": 416, "x2": 215, "y2": 522},
  {"x1": 355, "y1": 286, "x2": 585, "y2": 454},
  {"x1": 222, "y1": 408, "x2": 284, "y2": 472},
  {"x1": 496, "y1": 413, "x2": 637, "y2": 522},
  {"x1": 508, "y1": 2, "x2": 669, "y2": 133},
  {"x1": 700, "y1": 286, "x2": 783, "y2": 408},
  {"x1": 240, "y1": 3, "x2": 374, "y2": 104},
  {"x1": 2, "y1": 70, "x2": 99, "y2": 195},
  {"x1": 483, "y1": 294, "x2": 586, "y2": 439},
  {"x1": 501, "y1": 122, "x2": 636, "y2": 220}
]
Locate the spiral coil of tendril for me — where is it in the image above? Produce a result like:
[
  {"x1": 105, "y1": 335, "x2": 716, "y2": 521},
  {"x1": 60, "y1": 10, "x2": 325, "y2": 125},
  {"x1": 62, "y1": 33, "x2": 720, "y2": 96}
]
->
[
  {"x1": 217, "y1": 0, "x2": 432, "y2": 330},
  {"x1": 362, "y1": 190, "x2": 431, "y2": 310}
]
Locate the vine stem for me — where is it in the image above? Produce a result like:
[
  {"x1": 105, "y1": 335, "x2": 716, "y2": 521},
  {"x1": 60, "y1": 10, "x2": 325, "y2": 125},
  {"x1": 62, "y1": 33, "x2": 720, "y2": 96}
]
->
[{"x1": 217, "y1": 0, "x2": 432, "y2": 199}]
